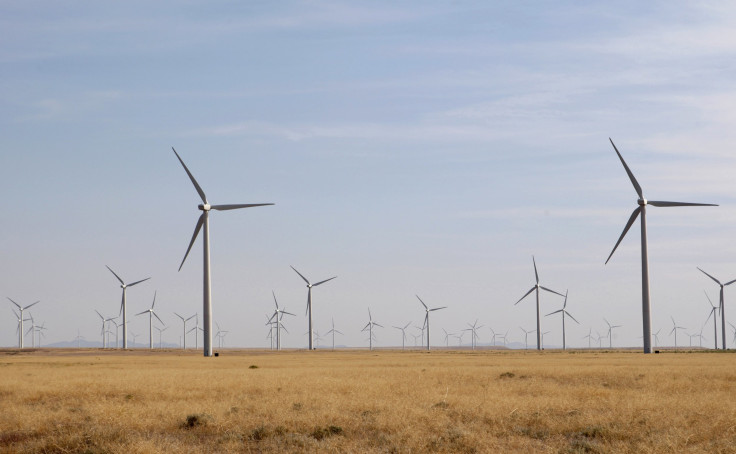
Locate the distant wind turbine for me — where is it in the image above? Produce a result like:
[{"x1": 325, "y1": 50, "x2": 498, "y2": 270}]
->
[
  {"x1": 670, "y1": 316, "x2": 686, "y2": 349},
  {"x1": 105, "y1": 265, "x2": 149, "y2": 349},
  {"x1": 325, "y1": 318, "x2": 343, "y2": 350},
  {"x1": 545, "y1": 290, "x2": 579, "y2": 350},
  {"x1": 442, "y1": 328, "x2": 454, "y2": 348},
  {"x1": 515, "y1": 256, "x2": 564, "y2": 350},
  {"x1": 362, "y1": 308, "x2": 382, "y2": 351},
  {"x1": 464, "y1": 320, "x2": 483, "y2": 350},
  {"x1": 172, "y1": 147, "x2": 273, "y2": 357},
  {"x1": 416, "y1": 295, "x2": 446, "y2": 351},
  {"x1": 605, "y1": 139, "x2": 717, "y2": 354},
  {"x1": 697, "y1": 268, "x2": 736, "y2": 350},
  {"x1": 268, "y1": 291, "x2": 295, "y2": 351},
  {"x1": 583, "y1": 328, "x2": 594, "y2": 349},
  {"x1": 136, "y1": 291, "x2": 164, "y2": 349},
  {"x1": 291, "y1": 266, "x2": 336, "y2": 351},
  {"x1": 603, "y1": 318, "x2": 622, "y2": 348},
  {"x1": 703, "y1": 290, "x2": 719, "y2": 350},
  {"x1": 520, "y1": 327, "x2": 536, "y2": 350},
  {"x1": 154, "y1": 325, "x2": 169, "y2": 349},
  {"x1": 8, "y1": 298, "x2": 39, "y2": 349},
  {"x1": 174, "y1": 312, "x2": 196, "y2": 350},
  {"x1": 393, "y1": 322, "x2": 411, "y2": 350}
]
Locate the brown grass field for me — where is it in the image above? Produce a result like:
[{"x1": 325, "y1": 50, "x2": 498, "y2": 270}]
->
[{"x1": 1, "y1": 348, "x2": 735, "y2": 453}]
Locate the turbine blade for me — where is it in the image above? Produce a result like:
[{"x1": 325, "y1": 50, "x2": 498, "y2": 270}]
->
[
  {"x1": 179, "y1": 214, "x2": 204, "y2": 272},
  {"x1": 211, "y1": 203, "x2": 274, "y2": 211},
  {"x1": 515, "y1": 286, "x2": 536, "y2": 305},
  {"x1": 565, "y1": 311, "x2": 581, "y2": 324},
  {"x1": 724, "y1": 278, "x2": 736, "y2": 286},
  {"x1": 172, "y1": 147, "x2": 207, "y2": 204},
  {"x1": 174, "y1": 312, "x2": 184, "y2": 321},
  {"x1": 540, "y1": 286, "x2": 565, "y2": 297},
  {"x1": 128, "y1": 277, "x2": 151, "y2": 287},
  {"x1": 416, "y1": 295, "x2": 428, "y2": 310},
  {"x1": 609, "y1": 138, "x2": 643, "y2": 199},
  {"x1": 135, "y1": 310, "x2": 148, "y2": 316},
  {"x1": 153, "y1": 312, "x2": 164, "y2": 325},
  {"x1": 95, "y1": 310, "x2": 104, "y2": 320},
  {"x1": 545, "y1": 309, "x2": 563, "y2": 316},
  {"x1": 648, "y1": 201, "x2": 718, "y2": 207},
  {"x1": 532, "y1": 256, "x2": 539, "y2": 284},
  {"x1": 106, "y1": 265, "x2": 124, "y2": 285},
  {"x1": 282, "y1": 311, "x2": 296, "y2": 317},
  {"x1": 290, "y1": 266, "x2": 310, "y2": 285},
  {"x1": 313, "y1": 276, "x2": 337, "y2": 286},
  {"x1": 7, "y1": 297, "x2": 20, "y2": 309},
  {"x1": 429, "y1": 306, "x2": 446, "y2": 311},
  {"x1": 605, "y1": 206, "x2": 641, "y2": 264},
  {"x1": 24, "y1": 301, "x2": 40, "y2": 311},
  {"x1": 697, "y1": 267, "x2": 722, "y2": 286}
]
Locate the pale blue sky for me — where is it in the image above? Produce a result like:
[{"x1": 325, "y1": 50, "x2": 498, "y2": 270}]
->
[{"x1": 3, "y1": 1, "x2": 736, "y2": 349}]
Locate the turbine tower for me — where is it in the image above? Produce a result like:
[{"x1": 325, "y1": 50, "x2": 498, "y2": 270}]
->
[
  {"x1": 545, "y1": 290, "x2": 579, "y2": 350},
  {"x1": 268, "y1": 291, "x2": 295, "y2": 351},
  {"x1": 605, "y1": 138, "x2": 717, "y2": 354},
  {"x1": 670, "y1": 316, "x2": 686, "y2": 349},
  {"x1": 106, "y1": 265, "x2": 150, "y2": 349},
  {"x1": 8, "y1": 298, "x2": 39, "y2": 349},
  {"x1": 697, "y1": 267, "x2": 736, "y2": 350},
  {"x1": 325, "y1": 318, "x2": 343, "y2": 350},
  {"x1": 136, "y1": 291, "x2": 164, "y2": 349},
  {"x1": 704, "y1": 290, "x2": 719, "y2": 350},
  {"x1": 362, "y1": 308, "x2": 382, "y2": 351},
  {"x1": 416, "y1": 295, "x2": 446, "y2": 351},
  {"x1": 172, "y1": 147, "x2": 274, "y2": 357},
  {"x1": 515, "y1": 256, "x2": 564, "y2": 350},
  {"x1": 520, "y1": 327, "x2": 535, "y2": 350},
  {"x1": 291, "y1": 266, "x2": 336, "y2": 351}
]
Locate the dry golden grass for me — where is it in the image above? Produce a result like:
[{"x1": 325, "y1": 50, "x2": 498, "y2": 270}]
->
[{"x1": 1, "y1": 348, "x2": 735, "y2": 453}]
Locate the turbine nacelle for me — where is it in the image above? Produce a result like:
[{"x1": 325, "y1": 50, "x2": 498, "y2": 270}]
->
[
  {"x1": 638, "y1": 198, "x2": 647, "y2": 206},
  {"x1": 198, "y1": 203, "x2": 211, "y2": 211}
]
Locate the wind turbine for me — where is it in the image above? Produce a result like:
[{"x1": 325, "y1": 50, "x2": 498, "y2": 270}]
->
[
  {"x1": 74, "y1": 329, "x2": 84, "y2": 348},
  {"x1": 186, "y1": 314, "x2": 201, "y2": 350},
  {"x1": 603, "y1": 318, "x2": 622, "y2": 348},
  {"x1": 172, "y1": 147, "x2": 273, "y2": 357},
  {"x1": 464, "y1": 320, "x2": 482, "y2": 350},
  {"x1": 416, "y1": 295, "x2": 446, "y2": 351},
  {"x1": 605, "y1": 139, "x2": 717, "y2": 354},
  {"x1": 105, "y1": 265, "x2": 149, "y2": 349},
  {"x1": 393, "y1": 322, "x2": 411, "y2": 350},
  {"x1": 583, "y1": 328, "x2": 594, "y2": 349},
  {"x1": 697, "y1": 268, "x2": 736, "y2": 350},
  {"x1": 704, "y1": 290, "x2": 719, "y2": 350},
  {"x1": 362, "y1": 308, "x2": 382, "y2": 351},
  {"x1": 541, "y1": 330, "x2": 551, "y2": 349},
  {"x1": 25, "y1": 313, "x2": 37, "y2": 348},
  {"x1": 442, "y1": 328, "x2": 455, "y2": 348},
  {"x1": 94, "y1": 310, "x2": 107, "y2": 348},
  {"x1": 489, "y1": 328, "x2": 499, "y2": 346},
  {"x1": 154, "y1": 325, "x2": 168, "y2": 349},
  {"x1": 670, "y1": 316, "x2": 686, "y2": 349},
  {"x1": 291, "y1": 266, "x2": 336, "y2": 351},
  {"x1": 729, "y1": 322, "x2": 736, "y2": 347},
  {"x1": 8, "y1": 298, "x2": 39, "y2": 349},
  {"x1": 545, "y1": 290, "x2": 579, "y2": 350},
  {"x1": 499, "y1": 330, "x2": 509, "y2": 347},
  {"x1": 652, "y1": 328, "x2": 661, "y2": 348},
  {"x1": 136, "y1": 291, "x2": 164, "y2": 349},
  {"x1": 268, "y1": 291, "x2": 295, "y2": 351},
  {"x1": 325, "y1": 318, "x2": 343, "y2": 350},
  {"x1": 520, "y1": 327, "x2": 535, "y2": 350},
  {"x1": 414, "y1": 324, "x2": 426, "y2": 348},
  {"x1": 515, "y1": 256, "x2": 565, "y2": 350},
  {"x1": 174, "y1": 312, "x2": 196, "y2": 350}
]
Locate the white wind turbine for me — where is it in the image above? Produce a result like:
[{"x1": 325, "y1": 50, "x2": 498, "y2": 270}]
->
[
  {"x1": 652, "y1": 328, "x2": 661, "y2": 348},
  {"x1": 416, "y1": 295, "x2": 446, "y2": 351},
  {"x1": 215, "y1": 322, "x2": 228, "y2": 348},
  {"x1": 172, "y1": 147, "x2": 273, "y2": 357},
  {"x1": 174, "y1": 312, "x2": 196, "y2": 350},
  {"x1": 94, "y1": 310, "x2": 107, "y2": 348},
  {"x1": 704, "y1": 290, "x2": 719, "y2": 350},
  {"x1": 442, "y1": 328, "x2": 454, "y2": 348},
  {"x1": 729, "y1": 322, "x2": 736, "y2": 347},
  {"x1": 454, "y1": 332, "x2": 465, "y2": 347},
  {"x1": 393, "y1": 323, "x2": 411, "y2": 350},
  {"x1": 106, "y1": 265, "x2": 149, "y2": 349},
  {"x1": 499, "y1": 330, "x2": 509, "y2": 347},
  {"x1": 291, "y1": 266, "x2": 336, "y2": 351},
  {"x1": 515, "y1": 256, "x2": 565, "y2": 351},
  {"x1": 325, "y1": 318, "x2": 343, "y2": 350},
  {"x1": 545, "y1": 290, "x2": 579, "y2": 350},
  {"x1": 8, "y1": 298, "x2": 39, "y2": 349},
  {"x1": 154, "y1": 325, "x2": 168, "y2": 349},
  {"x1": 605, "y1": 139, "x2": 717, "y2": 354},
  {"x1": 186, "y1": 314, "x2": 201, "y2": 350},
  {"x1": 520, "y1": 327, "x2": 535, "y2": 350},
  {"x1": 583, "y1": 328, "x2": 594, "y2": 349},
  {"x1": 541, "y1": 330, "x2": 551, "y2": 349},
  {"x1": 25, "y1": 313, "x2": 37, "y2": 348},
  {"x1": 74, "y1": 329, "x2": 84, "y2": 348},
  {"x1": 362, "y1": 308, "x2": 382, "y2": 351},
  {"x1": 136, "y1": 291, "x2": 164, "y2": 349},
  {"x1": 697, "y1": 268, "x2": 736, "y2": 350},
  {"x1": 268, "y1": 291, "x2": 295, "y2": 351},
  {"x1": 464, "y1": 320, "x2": 483, "y2": 350},
  {"x1": 670, "y1": 316, "x2": 686, "y2": 349},
  {"x1": 604, "y1": 318, "x2": 622, "y2": 348}
]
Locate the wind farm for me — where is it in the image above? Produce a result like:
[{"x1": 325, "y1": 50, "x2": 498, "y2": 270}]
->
[{"x1": 4, "y1": 2, "x2": 736, "y2": 452}]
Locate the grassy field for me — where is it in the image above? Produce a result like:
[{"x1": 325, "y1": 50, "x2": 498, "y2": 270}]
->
[{"x1": 1, "y1": 348, "x2": 735, "y2": 453}]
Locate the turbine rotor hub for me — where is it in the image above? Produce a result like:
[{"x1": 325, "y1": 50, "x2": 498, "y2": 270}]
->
[
  {"x1": 638, "y1": 198, "x2": 647, "y2": 206},
  {"x1": 198, "y1": 203, "x2": 211, "y2": 211}
]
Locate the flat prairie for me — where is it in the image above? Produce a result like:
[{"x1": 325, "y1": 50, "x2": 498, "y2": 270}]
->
[{"x1": 1, "y1": 348, "x2": 735, "y2": 453}]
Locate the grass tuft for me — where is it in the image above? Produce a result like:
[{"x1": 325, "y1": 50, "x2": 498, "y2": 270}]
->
[{"x1": 182, "y1": 413, "x2": 211, "y2": 429}]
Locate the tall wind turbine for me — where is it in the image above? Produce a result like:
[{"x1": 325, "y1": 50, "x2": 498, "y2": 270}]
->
[
  {"x1": 136, "y1": 291, "x2": 164, "y2": 349},
  {"x1": 155, "y1": 325, "x2": 169, "y2": 349},
  {"x1": 362, "y1": 308, "x2": 382, "y2": 351},
  {"x1": 416, "y1": 295, "x2": 446, "y2": 351},
  {"x1": 172, "y1": 147, "x2": 274, "y2": 357},
  {"x1": 8, "y1": 298, "x2": 39, "y2": 349},
  {"x1": 94, "y1": 310, "x2": 107, "y2": 348},
  {"x1": 697, "y1": 267, "x2": 736, "y2": 350},
  {"x1": 325, "y1": 318, "x2": 343, "y2": 350},
  {"x1": 520, "y1": 327, "x2": 535, "y2": 350},
  {"x1": 268, "y1": 291, "x2": 294, "y2": 351},
  {"x1": 186, "y1": 314, "x2": 201, "y2": 350},
  {"x1": 515, "y1": 256, "x2": 564, "y2": 350},
  {"x1": 603, "y1": 318, "x2": 622, "y2": 348},
  {"x1": 464, "y1": 320, "x2": 482, "y2": 350},
  {"x1": 670, "y1": 316, "x2": 686, "y2": 349},
  {"x1": 174, "y1": 312, "x2": 196, "y2": 349},
  {"x1": 545, "y1": 290, "x2": 579, "y2": 350},
  {"x1": 704, "y1": 290, "x2": 719, "y2": 350},
  {"x1": 291, "y1": 266, "x2": 336, "y2": 351},
  {"x1": 605, "y1": 139, "x2": 717, "y2": 354},
  {"x1": 106, "y1": 265, "x2": 149, "y2": 349},
  {"x1": 583, "y1": 328, "x2": 594, "y2": 349}
]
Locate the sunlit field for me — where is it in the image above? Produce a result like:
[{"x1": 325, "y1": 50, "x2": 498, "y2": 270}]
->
[{"x1": 1, "y1": 348, "x2": 735, "y2": 453}]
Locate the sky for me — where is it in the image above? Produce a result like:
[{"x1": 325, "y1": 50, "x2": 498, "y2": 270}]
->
[{"x1": 3, "y1": 1, "x2": 736, "y2": 350}]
